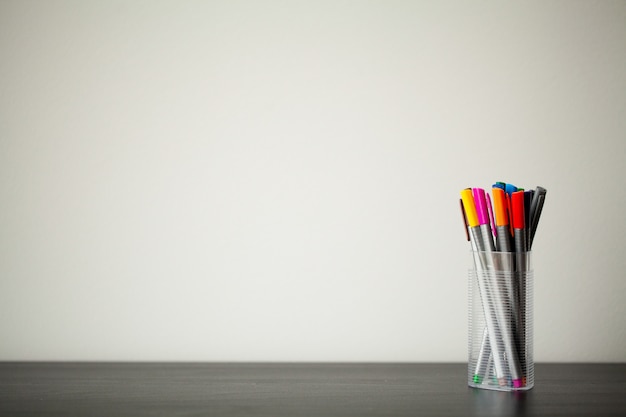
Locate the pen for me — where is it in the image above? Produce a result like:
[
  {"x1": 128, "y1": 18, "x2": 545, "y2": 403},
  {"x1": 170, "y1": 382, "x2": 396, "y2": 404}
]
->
[
  {"x1": 472, "y1": 188, "x2": 495, "y2": 252},
  {"x1": 528, "y1": 187, "x2": 547, "y2": 249},
  {"x1": 524, "y1": 190, "x2": 534, "y2": 250},
  {"x1": 469, "y1": 187, "x2": 497, "y2": 376},
  {"x1": 460, "y1": 199, "x2": 470, "y2": 242},
  {"x1": 474, "y1": 188, "x2": 523, "y2": 387},
  {"x1": 461, "y1": 197, "x2": 492, "y2": 383},
  {"x1": 474, "y1": 328, "x2": 492, "y2": 384},
  {"x1": 511, "y1": 191, "x2": 528, "y2": 258},
  {"x1": 492, "y1": 187, "x2": 516, "y2": 327},
  {"x1": 486, "y1": 192, "x2": 496, "y2": 240},
  {"x1": 461, "y1": 189, "x2": 507, "y2": 386},
  {"x1": 495, "y1": 187, "x2": 523, "y2": 382},
  {"x1": 511, "y1": 190, "x2": 528, "y2": 385}
]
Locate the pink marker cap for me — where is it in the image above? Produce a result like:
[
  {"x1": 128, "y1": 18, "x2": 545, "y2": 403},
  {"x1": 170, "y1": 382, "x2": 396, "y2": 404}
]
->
[
  {"x1": 513, "y1": 378, "x2": 523, "y2": 388},
  {"x1": 472, "y1": 188, "x2": 489, "y2": 226}
]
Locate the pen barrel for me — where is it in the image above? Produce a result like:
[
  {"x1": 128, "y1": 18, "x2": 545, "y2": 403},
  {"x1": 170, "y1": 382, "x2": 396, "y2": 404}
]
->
[
  {"x1": 478, "y1": 224, "x2": 496, "y2": 252},
  {"x1": 513, "y1": 229, "x2": 530, "y2": 383},
  {"x1": 514, "y1": 229, "x2": 527, "y2": 261},
  {"x1": 495, "y1": 226, "x2": 512, "y2": 253},
  {"x1": 468, "y1": 229, "x2": 507, "y2": 381},
  {"x1": 468, "y1": 250, "x2": 534, "y2": 391},
  {"x1": 473, "y1": 328, "x2": 491, "y2": 383}
]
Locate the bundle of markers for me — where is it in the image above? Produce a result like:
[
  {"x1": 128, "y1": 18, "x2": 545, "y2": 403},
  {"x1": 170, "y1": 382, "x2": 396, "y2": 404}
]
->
[{"x1": 460, "y1": 182, "x2": 546, "y2": 391}]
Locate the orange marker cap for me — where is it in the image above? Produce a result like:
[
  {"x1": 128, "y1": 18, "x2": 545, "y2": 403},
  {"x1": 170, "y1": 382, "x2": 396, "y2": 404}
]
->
[{"x1": 492, "y1": 188, "x2": 509, "y2": 227}]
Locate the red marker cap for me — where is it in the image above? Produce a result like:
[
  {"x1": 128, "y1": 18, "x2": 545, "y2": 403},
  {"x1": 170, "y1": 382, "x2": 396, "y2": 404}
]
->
[{"x1": 511, "y1": 191, "x2": 525, "y2": 229}]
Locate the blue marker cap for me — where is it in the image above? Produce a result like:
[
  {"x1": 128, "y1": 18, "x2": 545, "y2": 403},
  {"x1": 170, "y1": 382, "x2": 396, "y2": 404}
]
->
[{"x1": 505, "y1": 183, "x2": 517, "y2": 196}]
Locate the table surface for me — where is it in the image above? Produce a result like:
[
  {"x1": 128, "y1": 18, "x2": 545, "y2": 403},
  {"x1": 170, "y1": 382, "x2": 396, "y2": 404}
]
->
[{"x1": 1, "y1": 362, "x2": 625, "y2": 416}]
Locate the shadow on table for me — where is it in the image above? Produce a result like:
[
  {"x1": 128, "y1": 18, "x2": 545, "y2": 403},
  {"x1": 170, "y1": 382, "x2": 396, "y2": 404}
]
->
[{"x1": 469, "y1": 388, "x2": 532, "y2": 417}]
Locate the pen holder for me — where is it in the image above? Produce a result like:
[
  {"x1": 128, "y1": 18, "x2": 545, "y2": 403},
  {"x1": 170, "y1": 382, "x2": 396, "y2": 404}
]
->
[{"x1": 468, "y1": 250, "x2": 534, "y2": 391}]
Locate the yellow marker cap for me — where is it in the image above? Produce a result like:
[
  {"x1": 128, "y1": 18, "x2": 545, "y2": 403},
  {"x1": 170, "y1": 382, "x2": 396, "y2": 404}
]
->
[{"x1": 460, "y1": 188, "x2": 479, "y2": 227}]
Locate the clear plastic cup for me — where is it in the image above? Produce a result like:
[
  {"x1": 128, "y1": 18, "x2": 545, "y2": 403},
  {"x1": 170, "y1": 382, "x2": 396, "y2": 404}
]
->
[{"x1": 468, "y1": 250, "x2": 534, "y2": 391}]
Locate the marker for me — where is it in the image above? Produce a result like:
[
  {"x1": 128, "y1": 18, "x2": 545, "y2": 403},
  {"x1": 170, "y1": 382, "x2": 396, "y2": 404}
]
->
[
  {"x1": 511, "y1": 191, "x2": 527, "y2": 253},
  {"x1": 511, "y1": 190, "x2": 528, "y2": 388},
  {"x1": 494, "y1": 188, "x2": 519, "y2": 378},
  {"x1": 524, "y1": 190, "x2": 534, "y2": 250},
  {"x1": 492, "y1": 187, "x2": 516, "y2": 279},
  {"x1": 475, "y1": 190, "x2": 497, "y2": 385},
  {"x1": 475, "y1": 187, "x2": 523, "y2": 388},
  {"x1": 459, "y1": 199, "x2": 470, "y2": 242},
  {"x1": 473, "y1": 328, "x2": 491, "y2": 384},
  {"x1": 472, "y1": 188, "x2": 495, "y2": 252},
  {"x1": 461, "y1": 191, "x2": 492, "y2": 383},
  {"x1": 461, "y1": 189, "x2": 479, "y2": 230},
  {"x1": 461, "y1": 189, "x2": 507, "y2": 386},
  {"x1": 528, "y1": 187, "x2": 547, "y2": 249},
  {"x1": 486, "y1": 192, "x2": 496, "y2": 240}
]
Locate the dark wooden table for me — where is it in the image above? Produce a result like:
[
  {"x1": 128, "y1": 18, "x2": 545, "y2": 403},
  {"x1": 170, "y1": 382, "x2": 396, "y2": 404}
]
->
[{"x1": 1, "y1": 363, "x2": 624, "y2": 416}]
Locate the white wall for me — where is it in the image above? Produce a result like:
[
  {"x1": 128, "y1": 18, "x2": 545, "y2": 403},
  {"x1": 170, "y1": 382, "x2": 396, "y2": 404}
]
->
[{"x1": 1, "y1": 1, "x2": 625, "y2": 362}]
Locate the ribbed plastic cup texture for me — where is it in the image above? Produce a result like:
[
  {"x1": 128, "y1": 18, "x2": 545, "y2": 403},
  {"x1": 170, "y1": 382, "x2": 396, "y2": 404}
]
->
[{"x1": 468, "y1": 251, "x2": 534, "y2": 391}]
